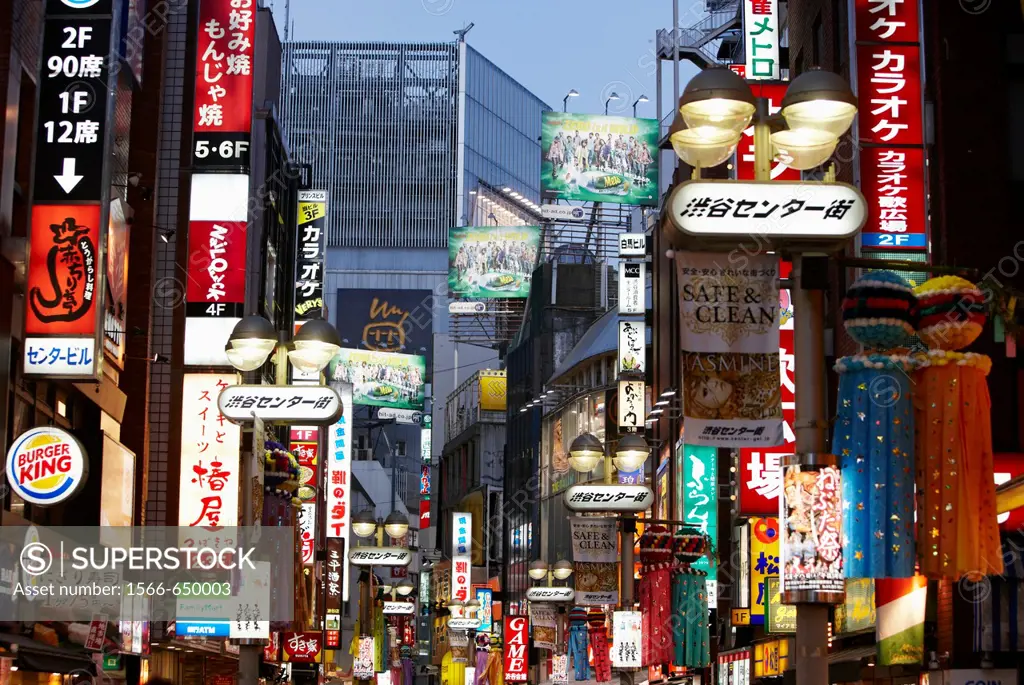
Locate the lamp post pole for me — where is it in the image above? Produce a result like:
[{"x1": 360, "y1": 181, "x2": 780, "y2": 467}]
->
[{"x1": 751, "y1": 103, "x2": 830, "y2": 685}]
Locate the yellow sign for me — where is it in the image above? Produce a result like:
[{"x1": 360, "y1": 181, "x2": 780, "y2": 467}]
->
[
  {"x1": 753, "y1": 639, "x2": 789, "y2": 678},
  {"x1": 835, "y1": 578, "x2": 876, "y2": 634},
  {"x1": 478, "y1": 370, "x2": 507, "y2": 412},
  {"x1": 298, "y1": 201, "x2": 325, "y2": 222},
  {"x1": 749, "y1": 517, "x2": 780, "y2": 622},
  {"x1": 765, "y1": 576, "x2": 796, "y2": 634},
  {"x1": 731, "y1": 608, "x2": 751, "y2": 626}
]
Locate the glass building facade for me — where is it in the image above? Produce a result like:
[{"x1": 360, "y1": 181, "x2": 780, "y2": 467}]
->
[{"x1": 279, "y1": 40, "x2": 550, "y2": 248}]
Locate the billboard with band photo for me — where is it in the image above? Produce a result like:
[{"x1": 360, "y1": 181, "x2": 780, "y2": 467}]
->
[
  {"x1": 541, "y1": 111, "x2": 659, "y2": 206},
  {"x1": 448, "y1": 225, "x2": 541, "y2": 299},
  {"x1": 327, "y1": 349, "x2": 427, "y2": 410}
]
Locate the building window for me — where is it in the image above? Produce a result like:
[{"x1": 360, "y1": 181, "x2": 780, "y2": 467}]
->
[
  {"x1": 396, "y1": 440, "x2": 407, "y2": 457},
  {"x1": 812, "y1": 13, "x2": 823, "y2": 67}
]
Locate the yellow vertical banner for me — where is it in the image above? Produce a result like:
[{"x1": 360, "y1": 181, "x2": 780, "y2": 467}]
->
[
  {"x1": 749, "y1": 517, "x2": 780, "y2": 625},
  {"x1": 478, "y1": 370, "x2": 507, "y2": 412}
]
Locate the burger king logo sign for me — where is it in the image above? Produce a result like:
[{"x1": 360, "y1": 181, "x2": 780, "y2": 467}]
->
[{"x1": 6, "y1": 427, "x2": 88, "y2": 506}]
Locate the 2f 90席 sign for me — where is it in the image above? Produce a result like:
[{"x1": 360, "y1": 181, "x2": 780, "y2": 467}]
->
[{"x1": 6, "y1": 427, "x2": 88, "y2": 506}]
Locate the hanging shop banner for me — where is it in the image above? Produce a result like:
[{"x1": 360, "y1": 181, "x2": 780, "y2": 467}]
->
[
  {"x1": 612, "y1": 611, "x2": 643, "y2": 668},
  {"x1": 743, "y1": 0, "x2": 780, "y2": 80},
  {"x1": 876, "y1": 575, "x2": 926, "y2": 666},
  {"x1": 6, "y1": 427, "x2": 89, "y2": 506},
  {"x1": 753, "y1": 639, "x2": 789, "y2": 678},
  {"x1": 447, "y1": 226, "x2": 541, "y2": 299},
  {"x1": 420, "y1": 465, "x2": 431, "y2": 496},
  {"x1": 479, "y1": 370, "x2": 507, "y2": 412},
  {"x1": 718, "y1": 649, "x2": 751, "y2": 685},
  {"x1": 736, "y1": 84, "x2": 801, "y2": 182},
  {"x1": 324, "y1": 538, "x2": 343, "y2": 648},
  {"x1": 191, "y1": 0, "x2": 255, "y2": 169},
  {"x1": 294, "y1": 190, "x2": 327, "y2": 321},
  {"x1": 475, "y1": 587, "x2": 494, "y2": 632},
  {"x1": 103, "y1": 199, "x2": 130, "y2": 370},
  {"x1": 677, "y1": 252, "x2": 782, "y2": 447},
  {"x1": 618, "y1": 320, "x2": 645, "y2": 375},
  {"x1": 298, "y1": 502, "x2": 316, "y2": 566},
  {"x1": 780, "y1": 465, "x2": 844, "y2": 602},
  {"x1": 327, "y1": 349, "x2": 426, "y2": 411},
  {"x1": 683, "y1": 444, "x2": 718, "y2": 608},
  {"x1": 530, "y1": 605, "x2": 557, "y2": 651},
  {"x1": 552, "y1": 654, "x2": 569, "y2": 684},
  {"x1": 739, "y1": 261, "x2": 795, "y2": 516},
  {"x1": 282, "y1": 632, "x2": 322, "y2": 663},
  {"x1": 618, "y1": 379, "x2": 644, "y2": 429},
  {"x1": 419, "y1": 499, "x2": 431, "y2": 529},
  {"x1": 749, "y1": 517, "x2": 779, "y2": 625},
  {"x1": 354, "y1": 636, "x2": 374, "y2": 679},
  {"x1": 764, "y1": 576, "x2": 795, "y2": 634},
  {"x1": 421, "y1": 427, "x2": 432, "y2": 462},
  {"x1": 178, "y1": 373, "x2": 241, "y2": 528},
  {"x1": 855, "y1": 0, "x2": 928, "y2": 252},
  {"x1": 335, "y1": 289, "x2": 434, "y2": 363},
  {"x1": 503, "y1": 617, "x2": 529, "y2": 682},
  {"x1": 834, "y1": 578, "x2": 876, "y2": 635},
  {"x1": 289, "y1": 426, "x2": 319, "y2": 500},
  {"x1": 325, "y1": 382, "x2": 352, "y2": 599},
  {"x1": 618, "y1": 261, "x2": 645, "y2": 315},
  {"x1": 184, "y1": 173, "x2": 249, "y2": 366},
  {"x1": 570, "y1": 517, "x2": 619, "y2": 606},
  {"x1": 540, "y1": 112, "x2": 660, "y2": 207}
]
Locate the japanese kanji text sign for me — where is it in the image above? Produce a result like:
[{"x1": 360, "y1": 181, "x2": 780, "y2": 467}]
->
[
  {"x1": 617, "y1": 379, "x2": 644, "y2": 429},
  {"x1": 525, "y1": 588, "x2": 576, "y2": 603},
  {"x1": 669, "y1": 181, "x2": 867, "y2": 242},
  {"x1": 24, "y1": 204, "x2": 102, "y2": 378},
  {"x1": 217, "y1": 385, "x2": 342, "y2": 424},
  {"x1": 324, "y1": 538, "x2": 343, "y2": 646},
  {"x1": 618, "y1": 261, "x2": 645, "y2": 315},
  {"x1": 298, "y1": 501, "x2": 315, "y2": 566},
  {"x1": 780, "y1": 465, "x2": 844, "y2": 602},
  {"x1": 683, "y1": 444, "x2": 718, "y2": 608},
  {"x1": 452, "y1": 511, "x2": 472, "y2": 557},
  {"x1": 192, "y1": 0, "x2": 255, "y2": 168},
  {"x1": 446, "y1": 617, "x2": 481, "y2": 630},
  {"x1": 325, "y1": 382, "x2": 352, "y2": 598},
  {"x1": 618, "y1": 321, "x2": 645, "y2": 376},
  {"x1": 281, "y1": 631, "x2": 322, "y2": 663},
  {"x1": 749, "y1": 517, "x2": 780, "y2": 625},
  {"x1": 504, "y1": 617, "x2": 529, "y2": 682},
  {"x1": 451, "y1": 555, "x2": 471, "y2": 602},
  {"x1": 855, "y1": 0, "x2": 928, "y2": 252},
  {"x1": 563, "y1": 484, "x2": 653, "y2": 512},
  {"x1": 178, "y1": 373, "x2": 241, "y2": 529},
  {"x1": 383, "y1": 602, "x2": 416, "y2": 616},
  {"x1": 347, "y1": 547, "x2": 412, "y2": 567},
  {"x1": 618, "y1": 233, "x2": 646, "y2": 258},
  {"x1": 744, "y1": 0, "x2": 780, "y2": 80},
  {"x1": 295, "y1": 191, "x2": 327, "y2": 322}
]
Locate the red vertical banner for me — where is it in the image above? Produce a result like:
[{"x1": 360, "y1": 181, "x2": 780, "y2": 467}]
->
[
  {"x1": 854, "y1": 0, "x2": 928, "y2": 252},
  {"x1": 503, "y1": 616, "x2": 528, "y2": 682}
]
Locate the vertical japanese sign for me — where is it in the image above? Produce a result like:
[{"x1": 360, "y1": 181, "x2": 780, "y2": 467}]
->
[
  {"x1": 503, "y1": 617, "x2": 528, "y2": 682},
  {"x1": 749, "y1": 517, "x2": 779, "y2": 625},
  {"x1": 743, "y1": 0, "x2": 780, "y2": 80},
  {"x1": 184, "y1": 173, "x2": 249, "y2": 366},
  {"x1": 324, "y1": 538, "x2": 343, "y2": 648},
  {"x1": 677, "y1": 252, "x2": 782, "y2": 447},
  {"x1": 103, "y1": 199, "x2": 130, "y2": 370},
  {"x1": 25, "y1": 0, "x2": 117, "y2": 379},
  {"x1": 764, "y1": 576, "x2": 796, "y2": 634},
  {"x1": 289, "y1": 426, "x2": 319, "y2": 496},
  {"x1": 618, "y1": 321, "x2": 645, "y2": 375},
  {"x1": 325, "y1": 382, "x2": 352, "y2": 601},
  {"x1": 475, "y1": 587, "x2": 493, "y2": 632},
  {"x1": 617, "y1": 379, "x2": 644, "y2": 429},
  {"x1": 294, "y1": 190, "x2": 327, "y2": 322},
  {"x1": 299, "y1": 502, "x2": 316, "y2": 566},
  {"x1": 739, "y1": 262, "x2": 794, "y2": 515},
  {"x1": 451, "y1": 511, "x2": 472, "y2": 601},
  {"x1": 611, "y1": 611, "x2": 642, "y2": 668},
  {"x1": 780, "y1": 465, "x2": 844, "y2": 601},
  {"x1": 618, "y1": 261, "x2": 645, "y2": 315},
  {"x1": 178, "y1": 373, "x2": 241, "y2": 529},
  {"x1": 855, "y1": 0, "x2": 927, "y2": 251},
  {"x1": 683, "y1": 444, "x2": 718, "y2": 608},
  {"x1": 192, "y1": 0, "x2": 255, "y2": 168}
]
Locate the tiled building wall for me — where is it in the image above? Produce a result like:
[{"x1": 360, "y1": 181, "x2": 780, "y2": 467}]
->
[{"x1": 146, "y1": 2, "x2": 189, "y2": 526}]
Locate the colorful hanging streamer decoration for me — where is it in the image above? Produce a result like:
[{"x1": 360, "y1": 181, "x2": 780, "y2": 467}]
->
[
  {"x1": 834, "y1": 353, "x2": 917, "y2": 578},
  {"x1": 913, "y1": 276, "x2": 1002, "y2": 579},
  {"x1": 841, "y1": 270, "x2": 918, "y2": 351}
]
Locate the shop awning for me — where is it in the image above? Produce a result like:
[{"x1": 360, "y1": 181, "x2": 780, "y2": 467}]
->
[
  {"x1": 0, "y1": 633, "x2": 97, "y2": 675},
  {"x1": 827, "y1": 645, "x2": 876, "y2": 664}
]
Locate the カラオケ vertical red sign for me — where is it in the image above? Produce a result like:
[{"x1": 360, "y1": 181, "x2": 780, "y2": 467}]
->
[
  {"x1": 503, "y1": 616, "x2": 528, "y2": 682},
  {"x1": 192, "y1": 0, "x2": 255, "y2": 168},
  {"x1": 855, "y1": 0, "x2": 928, "y2": 251}
]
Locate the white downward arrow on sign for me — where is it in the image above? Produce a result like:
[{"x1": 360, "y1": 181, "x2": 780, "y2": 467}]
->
[{"x1": 54, "y1": 158, "x2": 83, "y2": 193}]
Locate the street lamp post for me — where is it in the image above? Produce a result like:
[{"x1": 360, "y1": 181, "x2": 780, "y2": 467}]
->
[
  {"x1": 563, "y1": 89, "x2": 579, "y2": 112},
  {"x1": 604, "y1": 92, "x2": 621, "y2": 115},
  {"x1": 631, "y1": 94, "x2": 649, "y2": 117},
  {"x1": 224, "y1": 315, "x2": 343, "y2": 685},
  {"x1": 668, "y1": 67, "x2": 859, "y2": 685}
]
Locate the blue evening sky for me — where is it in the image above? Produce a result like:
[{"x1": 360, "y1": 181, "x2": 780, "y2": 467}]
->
[{"x1": 277, "y1": 0, "x2": 702, "y2": 123}]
